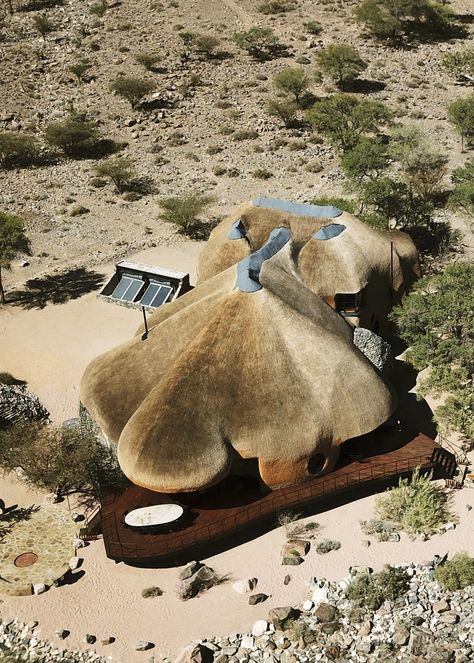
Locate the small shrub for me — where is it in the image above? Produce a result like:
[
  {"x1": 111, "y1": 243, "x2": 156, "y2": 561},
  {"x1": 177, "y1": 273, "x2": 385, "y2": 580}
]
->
[
  {"x1": 33, "y1": 13, "x2": 53, "y2": 39},
  {"x1": 375, "y1": 468, "x2": 454, "y2": 537},
  {"x1": 267, "y1": 98, "x2": 299, "y2": 128},
  {"x1": 303, "y1": 20, "x2": 322, "y2": 35},
  {"x1": 232, "y1": 130, "x2": 258, "y2": 141},
  {"x1": 44, "y1": 113, "x2": 99, "y2": 158},
  {"x1": 443, "y1": 50, "x2": 474, "y2": 82},
  {"x1": 304, "y1": 161, "x2": 323, "y2": 173},
  {"x1": 218, "y1": 126, "x2": 234, "y2": 135},
  {"x1": 316, "y1": 44, "x2": 368, "y2": 88},
  {"x1": 0, "y1": 132, "x2": 41, "y2": 169},
  {"x1": 141, "y1": 586, "x2": 163, "y2": 598},
  {"x1": 207, "y1": 145, "x2": 223, "y2": 155},
  {"x1": 435, "y1": 553, "x2": 474, "y2": 591},
  {"x1": 68, "y1": 59, "x2": 91, "y2": 82},
  {"x1": 288, "y1": 139, "x2": 306, "y2": 151},
  {"x1": 226, "y1": 167, "x2": 240, "y2": 177},
  {"x1": 273, "y1": 67, "x2": 309, "y2": 104},
  {"x1": 159, "y1": 190, "x2": 215, "y2": 237},
  {"x1": 135, "y1": 53, "x2": 161, "y2": 71},
  {"x1": 90, "y1": 0, "x2": 107, "y2": 16},
  {"x1": 448, "y1": 94, "x2": 474, "y2": 150},
  {"x1": 94, "y1": 157, "x2": 135, "y2": 193},
  {"x1": 252, "y1": 168, "x2": 273, "y2": 179},
  {"x1": 348, "y1": 566, "x2": 409, "y2": 610},
  {"x1": 259, "y1": 0, "x2": 296, "y2": 15},
  {"x1": 360, "y1": 518, "x2": 397, "y2": 541},
  {"x1": 110, "y1": 77, "x2": 154, "y2": 109},
  {"x1": 234, "y1": 27, "x2": 284, "y2": 61},
  {"x1": 213, "y1": 165, "x2": 227, "y2": 176},
  {"x1": 316, "y1": 539, "x2": 341, "y2": 554}
]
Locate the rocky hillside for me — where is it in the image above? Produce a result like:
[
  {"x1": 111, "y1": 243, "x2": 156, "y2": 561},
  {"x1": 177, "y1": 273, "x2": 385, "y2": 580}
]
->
[{"x1": 0, "y1": 0, "x2": 472, "y2": 287}]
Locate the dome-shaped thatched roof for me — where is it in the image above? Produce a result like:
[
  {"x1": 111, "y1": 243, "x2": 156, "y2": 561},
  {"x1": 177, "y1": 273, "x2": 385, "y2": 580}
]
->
[{"x1": 81, "y1": 215, "x2": 399, "y2": 493}]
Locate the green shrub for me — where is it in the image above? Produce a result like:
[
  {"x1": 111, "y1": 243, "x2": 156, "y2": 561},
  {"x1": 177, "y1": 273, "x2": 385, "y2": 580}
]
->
[
  {"x1": 252, "y1": 168, "x2": 273, "y2": 179},
  {"x1": 135, "y1": 52, "x2": 161, "y2": 70},
  {"x1": 306, "y1": 94, "x2": 393, "y2": 151},
  {"x1": 316, "y1": 44, "x2": 368, "y2": 88},
  {"x1": 68, "y1": 59, "x2": 91, "y2": 82},
  {"x1": 267, "y1": 98, "x2": 298, "y2": 128},
  {"x1": 207, "y1": 145, "x2": 223, "y2": 155},
  {"x1": 141, "y1": 585, "x2": 163, "y2": 598},
  {"x1": 435, "y1": 553, "x2": 474, "y2": 591},
  {"x1": 33, "y1": 13, "x2": 54, "y2": 39},
  {"x1": 259, "y1": 0, "x2": 296, "y2": 14},
  {"x1": 303, "y1": 20, "x2": 323, "y2": 35},
  {"x1": 448, "y1": 94, "x2": 474, "y2": 150},
  {"x1": 273, "y1": 67, "x2": 309, "y2": 104},
  {"x1": 449, "y1": 158, "x2": 474, "y2": 217},
  {"x1": 0, "y1": 132, "x2": 41, "y2": 169},
  {"x1": 232, "y1": 130, "x2": 258, "y2": 141},
  {"x1": 159, "y1": 190, "x2": 216, "y2": 237},
  {"x1": 341, "y1": 137, "x2": 388, "y2": 183},
  {"x1": 94, "y1": 157, "x2": 135, "y2": 192},
  {"x1": 44, "y1": 113, "x2": 99, "y2": 157},
  {"x1": 0, "y1": 211, "x2": 31, "y2": 305},
  {"x1": 110, "y1": 76, "x2": 154, "y2": 109},
  {"x1": 443, "y1": 50, "x2": 474, "y2": 82},
  {"x1": 375, "y1": 468, "x2": 453, "y2": 537},
  {"x1": 360, "y1": 518, "x2": 397, "y2": 541},
  {"x1": 90, "y1": 0, "x2": 108, "y2": 16},
  {"x1": 316, "y1": 539, "x2": 341, "y2": 554},
  {"x1": 213, "y1": 165, "x2": 227, "y2": 176},
  {"x1": 311, "y1": 195, "x2": 357, "y2": 214},
  {"x1": 348, "y1": 566, "x2": 409, "y2": 610},
  {"x1": 234, "y1": 27, "x2": 283, "y2": 61}
]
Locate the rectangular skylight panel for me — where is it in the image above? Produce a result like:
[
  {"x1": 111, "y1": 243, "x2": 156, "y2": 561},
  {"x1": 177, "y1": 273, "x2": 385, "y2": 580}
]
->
[
  {"x1": 140, "y1": 282, "x2": 161, "y2": 307},
  {"x1": 111, "y1": 275, "x2": 134, "y2": 300},
  {"x1": 121, "y1": 278, "x2": 145, "y2": 302},
  {"x1": 149, "y1": 284, "x2": 173, "y2": 307}
]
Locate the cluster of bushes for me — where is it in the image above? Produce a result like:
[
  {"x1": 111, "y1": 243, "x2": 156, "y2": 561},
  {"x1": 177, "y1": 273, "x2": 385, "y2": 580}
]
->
[
  {"x1": 435, "y1": 553, "x2": 474, "y2": 591},
  {"x1": 347, "y1": 566, "x2": 410, "y2": 610}
]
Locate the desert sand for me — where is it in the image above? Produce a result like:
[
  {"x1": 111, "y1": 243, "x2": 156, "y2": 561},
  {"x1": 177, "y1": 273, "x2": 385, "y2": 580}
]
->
[{"x1": 1, "y1": 240, "x2": 473, "y2": 662}]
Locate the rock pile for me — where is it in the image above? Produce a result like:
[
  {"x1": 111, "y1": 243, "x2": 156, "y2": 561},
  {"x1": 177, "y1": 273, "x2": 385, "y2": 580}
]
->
[
  {"x1": 174, "y1": 559, "x2": 474, "y2": 663},
  {"x1": 0, "y1": 619, "x2": 105, "y2": 662}
]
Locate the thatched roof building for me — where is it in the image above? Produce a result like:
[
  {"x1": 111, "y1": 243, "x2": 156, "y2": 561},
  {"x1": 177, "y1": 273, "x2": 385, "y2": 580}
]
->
[{"x1": 80, "y1": 198, "x2": 419, "y2": 493}]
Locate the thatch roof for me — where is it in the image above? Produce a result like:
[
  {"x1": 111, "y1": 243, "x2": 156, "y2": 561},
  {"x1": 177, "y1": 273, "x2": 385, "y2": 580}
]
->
[
  {"x1": 198, "y1": 199, "x2": 420, "y2": 304},
  {"x1": 81, "y1": 214, "x2": 399, "y2": 493}
]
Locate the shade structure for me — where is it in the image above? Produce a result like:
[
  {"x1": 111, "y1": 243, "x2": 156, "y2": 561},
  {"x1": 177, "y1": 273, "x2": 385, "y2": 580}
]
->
[{"x1": 81, "y1": 221, "x2": 400, "y2": 493}]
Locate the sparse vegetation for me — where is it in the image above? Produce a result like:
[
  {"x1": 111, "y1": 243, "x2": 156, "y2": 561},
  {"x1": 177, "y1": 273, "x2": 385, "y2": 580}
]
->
[
  {"x1": 315, "y1": 539, "x2": 341, "y2": 554},
  {"x1": 272, "y1": 67, "x2": 309, "y2": 104},
  {"x1": 95, "y1": 157, "x2": 135, "y2": 193},
  {"x1": 44, "y1": 112, "x2": 100, "y2": 158},
  {"x1": 234, "y1": 27, "x2": 284, "y2": 61},
  {"x1": 0, "y1": 132, "x2": 41, "y2": 169},
  {"x1": 267, "y1": 98, "x2": 299, "y2": 128},
  {"x1": 435, "y1": 553, "x2": 474, "y2": 591},
  {"x1": 68, "y1": 59, "x2": 92, "y2": 82},
  {"x1": 159, "y1": 190, "x2": 216, "y2": 238},
  {"x1": 373, "y1": 468, "x2": 454, "y2": 537},
  {"x1": 347, "y1": 566, "x2": 410, "y2": 610},
  {"x1": 449, "y1": 158, "x2": 474, "y2": 218},
  {"x1": 110, "y1": 76, "x2": 154, "y2": 109},
  {"x1": 258, "y1": 0, "x2": 296, "y2": 14},
  {"x1": 0, "y1": 211, "x2": 30, "y2": 304},
  {"x1": 316, "y1": 45, "x2": 368, "y2": 88},
  {"x1": 141, "y1": 586, "x2": 164, "y2": 598},
  {"x1": 135, "y1": 52, "x2": 161, "y2": 71},
  {"x1": 448, "y1": 94, "x2": 474, "y2": 150},
  {"x1": 443, "y1": 50, "x2": 474, "y2": 82},
  {"x1": 32, "y1": 13, "x2": 53, "y2": 39}
]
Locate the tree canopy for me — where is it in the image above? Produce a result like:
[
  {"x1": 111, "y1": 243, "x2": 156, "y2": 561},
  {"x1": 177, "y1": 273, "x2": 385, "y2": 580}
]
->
[
  {"x1": 272, "y1": 67, "x2": 309, "y2": 103},
  {"x1": 448, "y1": 94, "x2": 474, "y2": 150},
  {"x1": 391, "y1": 263, "x2": 474, "y2": 440},
  {"x1": 449, "y1": 158, "x2": 474, "y2": 218},
  {"x1": 316, "y1": 44, "x2": 368, "y2": 88}
]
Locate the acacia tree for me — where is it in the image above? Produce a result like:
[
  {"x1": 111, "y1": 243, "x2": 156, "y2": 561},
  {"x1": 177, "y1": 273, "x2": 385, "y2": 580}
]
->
[
  {"x1": 449, "y1": 158, "x2": 474, "y2": 218},
  {"x1": 0, "y1": 211, "x2": 30, "y2": 304},
  {"x1": 390, "y1": 263, "x2": 474, "y2": 441},
  {"x1": 305, "y1": 93, "x2": 393, "y2": 151},
  {"x1": 316, "y1": 45, "x2": 368, "y2": 88},
  {"x1": 272, "y1": 67, "x2": 309, "y2": 104},
  {"x1": 448, "y1": 94, "x2": 474, "y2": 151},
  {"x1": 233, "y1": 27, "x2": 284, "y2": 61}
]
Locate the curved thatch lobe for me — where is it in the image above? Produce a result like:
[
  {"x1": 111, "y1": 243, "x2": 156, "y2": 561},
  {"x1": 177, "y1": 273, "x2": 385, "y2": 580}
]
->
[
  {"x1": 80, "y1": 267, "x2": 237, "y2": 443},
  {"x1": 81, "y1": 213, "x2": 401, "y2": 493}
]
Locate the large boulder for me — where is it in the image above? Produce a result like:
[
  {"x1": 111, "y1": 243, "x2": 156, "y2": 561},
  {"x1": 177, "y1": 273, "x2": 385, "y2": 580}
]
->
[
  {"x1": 353, "y1": 327, "x2": 392, "y2": 373},
  {"x1": 314, "y1": 603, "x2": 337, "y2": 623},
  {"x1": 268, "y1": 606, "x2": 300, "y2": 631},
  {"x1": 178, "y1": 564, "x2": 219, "y2": 600}
]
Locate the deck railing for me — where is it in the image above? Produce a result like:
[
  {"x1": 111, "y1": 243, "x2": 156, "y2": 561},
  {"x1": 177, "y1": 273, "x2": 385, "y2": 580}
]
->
[{"x1": 101, "y1": 452, "x2": 435, "y2": 561}]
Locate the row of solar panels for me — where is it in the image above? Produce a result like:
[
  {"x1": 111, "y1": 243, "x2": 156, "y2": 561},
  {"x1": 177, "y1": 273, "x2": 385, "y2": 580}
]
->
[{"x1": 111, "y1": 274, "x2": 173, "y2": 308}]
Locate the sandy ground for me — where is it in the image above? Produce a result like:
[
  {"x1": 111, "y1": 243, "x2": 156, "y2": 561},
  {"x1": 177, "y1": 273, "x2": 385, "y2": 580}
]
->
[{"x1": 1, "y1": 240, "x2": 473, "y2": 662}]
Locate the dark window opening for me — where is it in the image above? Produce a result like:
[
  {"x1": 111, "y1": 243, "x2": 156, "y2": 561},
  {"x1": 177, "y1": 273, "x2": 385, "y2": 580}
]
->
[
  {"x1": 308, "y1": 453, "x2": 325, "y2": 475},
  {"x1": 335, "y1": 291, "x2": 364, "y2": 317}
]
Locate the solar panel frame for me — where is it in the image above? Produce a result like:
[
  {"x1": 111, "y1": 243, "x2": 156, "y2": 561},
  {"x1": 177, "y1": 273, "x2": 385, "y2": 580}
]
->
[
  {"x1": 149, "y1": 284, "x2": 173, "y2": 307},
  {"x1": 140, "y1": 282, "x2": 161, "y2": 307},
  {"x1": 111, "y1": 275, "x2": 144, "y2": 302}
]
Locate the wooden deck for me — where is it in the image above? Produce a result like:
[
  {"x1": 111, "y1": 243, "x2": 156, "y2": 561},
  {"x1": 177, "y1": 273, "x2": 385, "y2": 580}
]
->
[{"x1": 98, "y1": 429, "x2": 453, "y2": 566}]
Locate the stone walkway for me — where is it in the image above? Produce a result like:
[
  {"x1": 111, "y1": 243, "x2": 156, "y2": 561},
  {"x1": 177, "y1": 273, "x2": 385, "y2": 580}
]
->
[{"x1": 0, "y1": 503, "x2": 77, "y2": 596}]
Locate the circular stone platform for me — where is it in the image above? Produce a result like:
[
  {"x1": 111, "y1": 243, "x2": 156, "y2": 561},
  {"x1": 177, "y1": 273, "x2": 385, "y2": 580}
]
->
[{"x1": 0, "y1": 504, "x2": 78, "y2": 596}]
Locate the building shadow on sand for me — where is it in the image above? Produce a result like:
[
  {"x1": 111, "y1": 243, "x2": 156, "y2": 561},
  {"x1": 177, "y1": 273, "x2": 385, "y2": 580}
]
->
[{"x1": 8, "y1": 268, "x2": 105, "y2": 310}]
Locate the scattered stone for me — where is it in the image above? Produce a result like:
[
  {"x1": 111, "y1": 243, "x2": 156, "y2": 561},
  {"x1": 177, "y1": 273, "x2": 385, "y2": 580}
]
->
[
  {"x1": 282, "y1": 539, "x2": 310, "y2": 558},
  {"x1": 55, "y1": 629, "x2": 70, "y2": 639},
  {"x1": 240, "y1": 636, "x2": 255, "y2": 650},
  {"x1": 466, "y1": 504, "x2": 472, "y2": 511},
  {"x1": 388, "y1": 532, "x2": 401, "y2": 542},
  {"x1": 282, "y1": 555, "x2": 303, "y2": 566},
  {"x1": 439, "y1": 611, "x2": 460, "y2": 624},
  {"x1": 101, "y1": 637, "x2": 114, "y2": 645},
  {"x1": 358, "y1": 621, "x2": 372, "y2": 637},
  {"x1": 283, "y1": 575, "x2": 291, "y2": 585},
  {"x1": 302, "y1": 600, "x2": 314, "y2": 611},
  {"x1": 392, "y1": 624, "x2": 410, "y2": 646},
  {"x1": 248, "y1": 593, "x2": 268, "y2": 605},
  {"x1": 135, "y1": 640, "x2": 153, "y2": 651},
  {"x1": 433, "y1": 599, "x2": 450, "y2": 613},
  {"x1": 268, "y1": 607, "x2": 300, "y2": 631},
  {"x1": 178, "y1": 564, "x2": 219, "y2": 600},
  {"x1": 189, "y1": 643, "x2": 215, "y2": 663},
  {"x1": 179, "y1": 560, "x2": 203, "y2": 580},
  {"x1": 251, "y1": 620, "x2": 269, "y2": 637},
  {"x1": 68, "y1": 556, "x2": 81, "y2": 570},
  {"x1": 232, "y1": 578, "x2": 258, "y2": 594},
  {"x1": 32, "y1": 583, "x2": 47, "y2": 595},
  {"x1": 408, "y1": 627, "x2": 434, "y2": 656},
  {"x1": 314, "y1": 603, "x2": 337, "y2": 623},
  {"x1": 84, "y1": 634, "x2": 96, "y2": 644}
]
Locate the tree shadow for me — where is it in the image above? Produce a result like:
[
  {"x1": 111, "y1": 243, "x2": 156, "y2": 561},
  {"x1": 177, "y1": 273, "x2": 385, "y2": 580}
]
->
[
  {"x1": 124, "y1": 176, "x2": 156, "y2": 195},
  {"x1": 19, "y1": 0, "x2": 64, "y2": 10},
  {"x1": 8, "y1": 268, "x2": 105, "y2": 310},
  {"x1": 343, "y1": 79, "x2": 386, "y2": 94}
]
